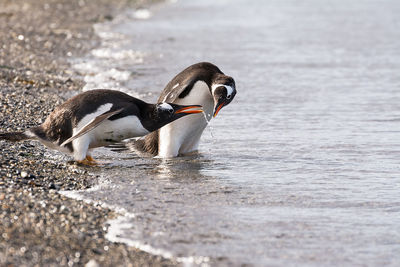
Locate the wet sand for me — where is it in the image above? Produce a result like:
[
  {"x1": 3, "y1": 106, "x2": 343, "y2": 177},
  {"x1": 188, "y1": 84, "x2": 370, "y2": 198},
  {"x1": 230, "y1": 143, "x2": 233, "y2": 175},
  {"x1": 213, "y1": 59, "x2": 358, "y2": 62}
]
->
[{"x1": 0, "y1": 0, "x2": 176, "y2": 266}]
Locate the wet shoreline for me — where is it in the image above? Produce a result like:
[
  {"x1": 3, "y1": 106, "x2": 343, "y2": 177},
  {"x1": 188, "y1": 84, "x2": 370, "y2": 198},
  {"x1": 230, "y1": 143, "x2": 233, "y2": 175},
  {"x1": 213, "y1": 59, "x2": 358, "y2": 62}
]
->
[
  {"x1": 0, "y1": 0, "x2": 176, "y2": 266},
  {"x1": 58, "y1": 1, "x2": 400, "y2": 265}
]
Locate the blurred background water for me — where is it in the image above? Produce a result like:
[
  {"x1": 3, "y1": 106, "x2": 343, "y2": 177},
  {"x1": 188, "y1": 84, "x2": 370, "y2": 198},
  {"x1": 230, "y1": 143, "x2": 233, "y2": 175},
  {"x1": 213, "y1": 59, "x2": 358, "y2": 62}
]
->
[{"x1": 68, "y1": 0, "x2": 400, "y2": 265}]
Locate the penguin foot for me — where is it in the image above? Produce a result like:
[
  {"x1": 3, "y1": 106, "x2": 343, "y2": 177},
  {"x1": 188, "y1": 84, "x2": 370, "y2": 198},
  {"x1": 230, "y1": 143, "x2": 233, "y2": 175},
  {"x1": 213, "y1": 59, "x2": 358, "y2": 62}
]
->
[
  {"x1": 76, "y1": 159, "x2": 97, "y2": 166},
  {"x1": 85, "y1": 155, "x2": 97, "y2": 163},
  {"x1": 76, "y1": 155, "x2": 99, "y2": 166}
]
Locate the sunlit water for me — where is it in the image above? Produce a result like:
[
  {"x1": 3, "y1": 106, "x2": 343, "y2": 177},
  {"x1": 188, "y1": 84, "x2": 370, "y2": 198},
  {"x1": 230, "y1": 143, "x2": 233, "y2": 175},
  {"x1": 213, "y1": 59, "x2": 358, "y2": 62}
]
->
[{"x1": 67, "y1": 0, "x2": 400, "y2": 265}]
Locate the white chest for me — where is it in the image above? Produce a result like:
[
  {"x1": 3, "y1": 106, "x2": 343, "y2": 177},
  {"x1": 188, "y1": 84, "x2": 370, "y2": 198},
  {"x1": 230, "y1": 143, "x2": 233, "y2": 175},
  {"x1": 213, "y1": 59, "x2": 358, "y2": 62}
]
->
[
  {"x1": 90, "y1": 116, "x2": 149, "y2": 147},
  {"x1": 158, "y1": 81, "x2": 213, "y2": 157},
  {"x1": 72, "y1": 103, "x2": 149, "y2": 149}
]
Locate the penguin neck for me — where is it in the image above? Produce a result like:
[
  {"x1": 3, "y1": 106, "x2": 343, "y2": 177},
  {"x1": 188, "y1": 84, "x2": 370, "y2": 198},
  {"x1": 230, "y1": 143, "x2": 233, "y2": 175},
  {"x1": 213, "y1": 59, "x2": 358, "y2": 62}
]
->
[{"x1": 138, "y1": 103, "x2": 158, "y2": 132}]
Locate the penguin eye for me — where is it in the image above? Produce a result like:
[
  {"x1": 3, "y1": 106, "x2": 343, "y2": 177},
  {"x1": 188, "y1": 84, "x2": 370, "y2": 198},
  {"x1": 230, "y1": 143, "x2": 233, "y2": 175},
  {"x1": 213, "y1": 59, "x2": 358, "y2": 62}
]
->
[
  {"x1": 226, "y1": 94, "x2": 232, "y2": 100},
  {"x1": 168, "y1": 109, "x2": 174, "y2": 114}
]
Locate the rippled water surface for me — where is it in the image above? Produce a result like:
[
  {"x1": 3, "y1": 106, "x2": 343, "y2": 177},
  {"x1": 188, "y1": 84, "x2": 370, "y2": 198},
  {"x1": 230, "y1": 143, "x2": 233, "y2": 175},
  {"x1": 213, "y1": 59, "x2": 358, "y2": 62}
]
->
[{"x1": 69, "y1": 0, "x2": 400, "y2": 265}]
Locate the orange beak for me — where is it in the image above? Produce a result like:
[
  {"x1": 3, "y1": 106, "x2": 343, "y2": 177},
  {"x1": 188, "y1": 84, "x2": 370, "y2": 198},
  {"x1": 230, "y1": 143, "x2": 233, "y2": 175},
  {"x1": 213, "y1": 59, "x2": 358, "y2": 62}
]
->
[
  {"x1": 175, "y1": 105, "x2": 203, "y2": 114},
  {"x1": 213, "y1": 103, "x2": 224, "y2": 117}
]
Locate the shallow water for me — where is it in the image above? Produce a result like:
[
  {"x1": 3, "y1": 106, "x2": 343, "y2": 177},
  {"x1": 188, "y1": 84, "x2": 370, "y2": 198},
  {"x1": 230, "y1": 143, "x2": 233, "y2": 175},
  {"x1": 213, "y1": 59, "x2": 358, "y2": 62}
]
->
[{"x1": 68, "y1": 0, "x2": 400, "y2": 265}]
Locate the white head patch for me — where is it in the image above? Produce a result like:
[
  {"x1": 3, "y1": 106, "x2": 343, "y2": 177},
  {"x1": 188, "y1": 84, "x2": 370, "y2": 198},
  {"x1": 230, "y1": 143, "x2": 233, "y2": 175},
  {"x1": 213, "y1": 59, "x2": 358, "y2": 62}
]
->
[
  {"x1": 158, "y1": 103, "x2": 173, "y2": 111},
  {"x1": 211, "y1": 84, "x2": 234, "y2": 98}
]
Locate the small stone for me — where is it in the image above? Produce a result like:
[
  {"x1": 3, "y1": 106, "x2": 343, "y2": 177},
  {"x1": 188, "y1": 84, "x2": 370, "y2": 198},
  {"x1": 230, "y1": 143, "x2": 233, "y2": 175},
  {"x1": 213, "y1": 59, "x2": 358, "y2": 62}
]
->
[
  {"x1": 85, "y1": 259, "x2": 99, "y2": 267},
  {"x1": 21, "y1": 171, "x2": 28, "y2": 178},
  {"x1": 49, "y1": 183, "x2": 57, "y2": 189}
]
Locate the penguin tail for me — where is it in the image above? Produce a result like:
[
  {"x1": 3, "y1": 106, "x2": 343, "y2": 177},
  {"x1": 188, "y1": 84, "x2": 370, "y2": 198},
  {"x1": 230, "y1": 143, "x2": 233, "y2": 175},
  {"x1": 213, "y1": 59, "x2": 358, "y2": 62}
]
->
[
  {"x1": 0, "y1": 131, "x2": 31, "y2": 142},
  {"x1": 128, "y1": 131, "x2": 159, "y2": 156}
]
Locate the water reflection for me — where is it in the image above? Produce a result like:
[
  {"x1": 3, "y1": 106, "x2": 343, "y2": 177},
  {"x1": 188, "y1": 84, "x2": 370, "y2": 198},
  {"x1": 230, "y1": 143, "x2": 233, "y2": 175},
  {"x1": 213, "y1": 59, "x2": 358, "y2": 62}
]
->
[{"x1": 153, "y1": 154, "x2": 214, "y2": 181}]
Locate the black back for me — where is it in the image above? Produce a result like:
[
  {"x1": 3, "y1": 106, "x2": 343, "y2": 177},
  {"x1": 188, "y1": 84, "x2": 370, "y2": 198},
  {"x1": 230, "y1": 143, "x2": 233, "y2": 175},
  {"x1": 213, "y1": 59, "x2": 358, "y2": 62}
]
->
[
  {"x1": 62, "y1": 89, "x2": 149, "y2": 125},
  {"x1": 37, "y1": 89, "x2": 152, "y2": 151},
  {"x1": 158, "y1": 62, "x2": 223, "y2": 103}
]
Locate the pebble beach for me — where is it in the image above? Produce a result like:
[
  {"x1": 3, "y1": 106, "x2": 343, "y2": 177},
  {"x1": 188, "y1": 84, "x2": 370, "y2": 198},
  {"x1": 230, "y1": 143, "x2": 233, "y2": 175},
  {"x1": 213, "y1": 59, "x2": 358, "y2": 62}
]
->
[{"x1": 0, "y1": 0, "x2": 176, "y2": 266}]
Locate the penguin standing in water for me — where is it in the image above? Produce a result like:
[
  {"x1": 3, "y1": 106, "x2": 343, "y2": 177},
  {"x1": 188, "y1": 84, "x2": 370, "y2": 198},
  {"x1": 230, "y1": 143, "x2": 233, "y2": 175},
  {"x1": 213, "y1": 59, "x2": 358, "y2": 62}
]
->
[
  {"x1": 133, "y1": 62, "x2": 236, "y2": 157},
  {"x1": 0, "y1": 89, "x2": 203, "y2": 165}
]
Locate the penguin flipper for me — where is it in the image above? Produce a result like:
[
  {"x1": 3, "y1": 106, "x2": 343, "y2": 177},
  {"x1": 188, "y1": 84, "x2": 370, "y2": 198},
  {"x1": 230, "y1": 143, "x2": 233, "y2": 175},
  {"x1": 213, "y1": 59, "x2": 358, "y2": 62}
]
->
[
  {"x1": 158, "y1": 80, "x2": 192, "y2": 103},
  {"x1": 61, "y1": 108, "x2": 123, "y2": 147}
]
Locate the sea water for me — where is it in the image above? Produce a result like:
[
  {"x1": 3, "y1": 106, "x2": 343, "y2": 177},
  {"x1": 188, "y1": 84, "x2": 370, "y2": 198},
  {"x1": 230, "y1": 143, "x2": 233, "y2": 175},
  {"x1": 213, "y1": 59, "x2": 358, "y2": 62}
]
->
[{"x1": 67, "y1": 0, "x2": 400, "y2": 265}]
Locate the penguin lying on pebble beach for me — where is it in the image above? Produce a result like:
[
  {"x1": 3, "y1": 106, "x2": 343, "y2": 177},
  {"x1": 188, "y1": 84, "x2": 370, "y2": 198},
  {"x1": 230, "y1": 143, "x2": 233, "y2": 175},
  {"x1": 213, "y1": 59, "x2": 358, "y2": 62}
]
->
[{"x1": 0, "y1": 89, "x2": 203, "y2": 165}]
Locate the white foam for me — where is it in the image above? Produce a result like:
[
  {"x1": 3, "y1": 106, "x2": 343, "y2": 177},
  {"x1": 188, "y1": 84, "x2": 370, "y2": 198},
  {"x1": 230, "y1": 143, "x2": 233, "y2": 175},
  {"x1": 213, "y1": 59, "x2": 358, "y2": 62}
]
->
[
  {"x1": 73, "y1": 61, "x2": 102, "y2": 73},
  {"x1": 69, "y1": 10, "x2": 146, "y2": 93},
  {"x1": 59, "y1": 175, "x2": 135, "y2": 217},
  {"x1": 133, "y1": 9, "x2": 152, "y2": 20},
  {"x1": 60, "y1": 177, "x2": 210, "y2": 266},
  {"x1": 106, "y1": 216, "x2": 210, "y2": 267},
  {"x1": 95, "y1": 29, "x2": 124, "y2": 40},
  {"x1": 80, "y1": 68, "x2": 132, "y2": 92},
  {"x1": 91, "y1": 48, "x2": 144, "y2": 62}
]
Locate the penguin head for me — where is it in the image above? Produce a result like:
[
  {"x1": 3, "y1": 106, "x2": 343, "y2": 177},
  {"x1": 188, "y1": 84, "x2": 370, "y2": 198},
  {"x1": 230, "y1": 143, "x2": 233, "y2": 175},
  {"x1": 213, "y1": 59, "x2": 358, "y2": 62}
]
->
[
  {"x1": 211, "y1": 76, "x2": 236, "y2": 117},
  {"x1": 149, "y1": 103, "x2": 203, "y2": 131}
]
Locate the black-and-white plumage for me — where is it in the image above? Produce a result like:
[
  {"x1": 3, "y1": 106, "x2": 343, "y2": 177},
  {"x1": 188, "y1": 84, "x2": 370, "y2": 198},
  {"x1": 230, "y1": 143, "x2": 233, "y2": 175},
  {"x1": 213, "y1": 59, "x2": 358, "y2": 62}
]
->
[
  {"x1": 0, "y1": 89, "x2": 203, "y2": 164},
  {"x1": 133, "y1": 62, "x2": 236, "y2": 157}
]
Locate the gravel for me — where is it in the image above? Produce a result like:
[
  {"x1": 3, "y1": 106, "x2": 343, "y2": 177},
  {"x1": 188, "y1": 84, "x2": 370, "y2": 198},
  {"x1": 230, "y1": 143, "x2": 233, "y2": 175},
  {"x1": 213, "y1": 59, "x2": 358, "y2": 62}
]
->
[{"x1": 0, "y1": 0, "x2": 177, "y2": 266}]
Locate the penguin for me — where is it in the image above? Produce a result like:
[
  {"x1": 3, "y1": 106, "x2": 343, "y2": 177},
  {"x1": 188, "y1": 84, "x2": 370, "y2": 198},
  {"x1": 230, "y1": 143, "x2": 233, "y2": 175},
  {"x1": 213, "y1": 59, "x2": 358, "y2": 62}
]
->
[
  {"x1": 0, "y1": 89, "x2": 203, "y2": 165},
  {"x1": 133, "y1": 62, "x2": 236, "y2": 157}
]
